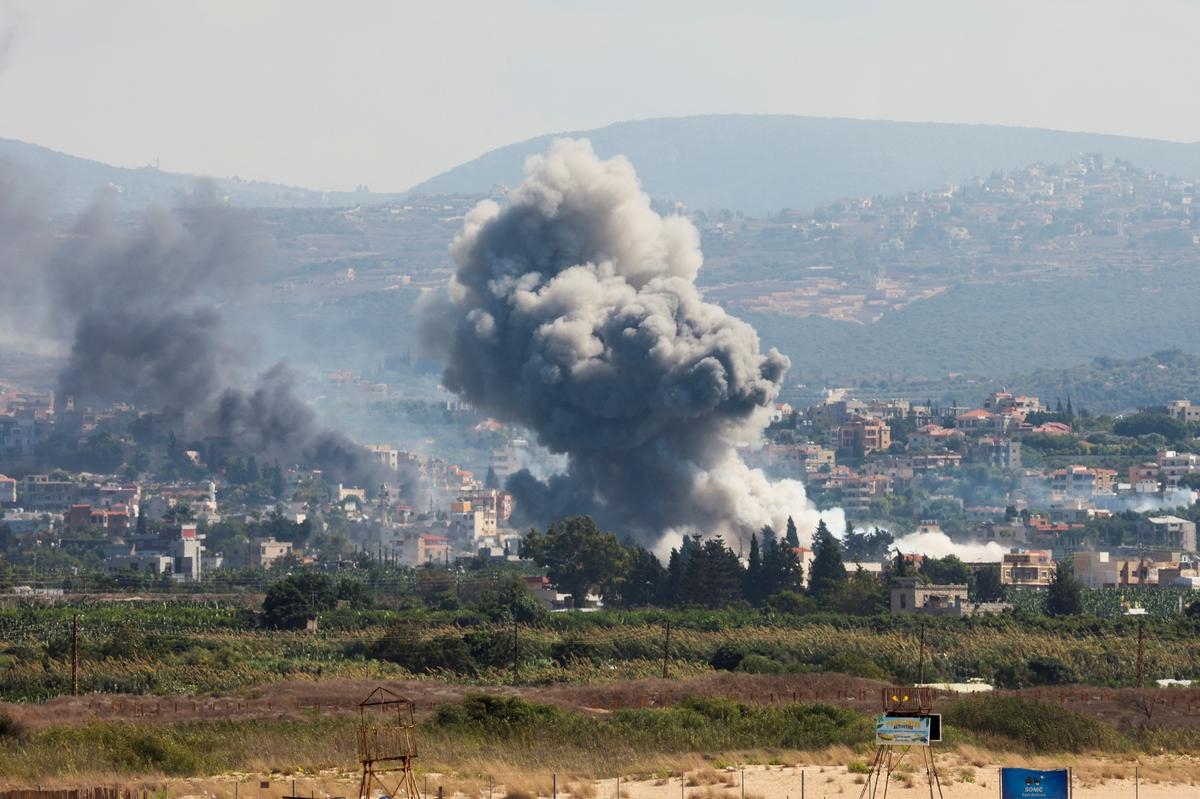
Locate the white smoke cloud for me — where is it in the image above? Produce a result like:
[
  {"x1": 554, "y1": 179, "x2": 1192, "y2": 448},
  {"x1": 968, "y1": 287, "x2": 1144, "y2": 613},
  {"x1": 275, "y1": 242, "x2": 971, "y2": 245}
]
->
[{"x1": 889, "y1": 530, "x2": 1007, "y2": 562}]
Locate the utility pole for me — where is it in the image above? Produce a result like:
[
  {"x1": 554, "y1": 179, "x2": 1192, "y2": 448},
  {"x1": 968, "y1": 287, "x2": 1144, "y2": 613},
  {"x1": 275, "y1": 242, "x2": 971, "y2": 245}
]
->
[
  {"x1": 71, "y1": 614, "x2": 79, "y2": 696},
  {"x1": 917, "y1": 623, "x2": 927, "y2": 684},
  {"x1": 662, "y1": 620, "x2": 671, "y2": 679},
  {"x1": 512, "y1": 618, "x2": 519, "y2": 682},
  {"x1": 1136, "y1": 619, "x2": 1145, "y2": 689}
]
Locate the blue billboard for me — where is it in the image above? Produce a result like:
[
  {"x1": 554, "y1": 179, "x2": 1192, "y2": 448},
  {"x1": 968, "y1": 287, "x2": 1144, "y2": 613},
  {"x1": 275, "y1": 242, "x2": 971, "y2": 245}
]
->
[{"x1": 1000, "y1": 768, "x2": 1069, "y2": 799}]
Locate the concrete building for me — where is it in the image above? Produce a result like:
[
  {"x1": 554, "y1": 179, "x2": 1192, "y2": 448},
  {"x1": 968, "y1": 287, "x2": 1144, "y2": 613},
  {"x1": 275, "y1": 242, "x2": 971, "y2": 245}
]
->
[
  {"x1": 836, "y1": 416, "x2": 892, "y2": 453},
  {"x1": 1001, "y1": 549, "x2": 1055, "y2": 587},
  {"x1": 107, "y1": 524, "x2": 205, "y2": 581},
  {"x1": 365, "y1": 445, "x2": 399, "y2": 471},
  {"x1": 63, "y1": 503, "x2": 131, "y2": 535},
  {"x1": 19, "y1": 475, "x2": 78, "y2": 511},
  {"x1": 890, "y1": 577, "x2": 1010, "y2": 616},
  {"x1": 1168, "y1": 399, "x2": 1200, "y2": 424},
  {"x1": 1156, "y1": 450, "x2": 1200, "y2": 487},
  {"x1": 983, "y1": 392, "x2": 1043, "y2": 415},
  {"x1": 449, "y1": 500, "x2": 498, "y2": 543},
  {"x1": 248, "y1": 536, "x2": 294, "y2": 569},
  {"x1": 1050, "y1": 465, "x2": 1117, "y2": 496},
  {"x1": 400, "y1": 533, "x2": 453, "y2": 566},
  {"x1": 842, "y1": 475, "x2": 892, "y2": 515},
  {"x1": 0, "y1": 475, "x2": 16, "y2": 505},
  {"x1": 1138, "y1": 516, "x2": 1197, "y2": 552},
  {"x1": 890, "y1": 577, "x2": 968, "y2": 614},
  {"x1": 1072, "y1": 551, "x2": 1149, "y2": 588}
]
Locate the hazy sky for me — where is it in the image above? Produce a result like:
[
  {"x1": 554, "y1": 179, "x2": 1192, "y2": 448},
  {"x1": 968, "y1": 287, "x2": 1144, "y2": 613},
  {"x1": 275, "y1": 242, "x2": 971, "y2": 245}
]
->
[{"x1": 0, "y1": 0, "x2": 1196, "y2": 192}]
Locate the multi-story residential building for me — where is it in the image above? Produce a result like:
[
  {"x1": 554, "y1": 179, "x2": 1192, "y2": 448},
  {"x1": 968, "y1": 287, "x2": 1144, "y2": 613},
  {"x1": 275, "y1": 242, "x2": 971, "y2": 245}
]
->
[
  {"x1": 1001, "y1": 549, "x2": 1055, "y2": 587},
  {"x1": 899, "y1": 452, "x2": 963, "y2": 471},
  {"x1": 972, "y1": 437, "x2": 1021, "y2": 469},
  {"x1": 19, "y1": 475, "x2": 78, "y2": 511},
  {"x1": 842, "y1": 475, "x2": 892, "y2": 514},
  {"x1": 400, "y1": 533, "x2": 453, "y2": 566},
  {"x1": 1128, "y1": 462, "x2": 1160, "y2": 492},
  {"x1": 836, "y1": 416, "x2": 892, "y2": 453},
  {"x1": 63, "y1": 504, "x2": 131, "y2": 535},
  {"x1": 365, "y1": 445, "x2": 400, "y2": 471},
  {"x1": 908, "y1": 424, "x2": 963, "y2": 450},
  {"x1": 1137, "y1": 516, "x2": 1197, "y2": 552},
  {"x1": 248, "y1": 536, "x2": 293, "y2": 569},
  {"x1": 458, "y1": 488, "x2": 515, "y2": 523},
  {"x1": 1074, "y1": 550, "x2": 1194, "y2": 588},
  {"x1": 1168, "y1": 399, "x2": 1200, "y2": 424},
  {"x1": 449, "y1": 500, "x2": 498, "y2": 543},
  {"x1": 1156, "y1": 450, "x2": 1200, "y2": 486},
  {"x1": 1073, "y1": 551, "x2": 1149, "y2": 588},
  {"x1": 1050, "y1": 465, "x2": 1117, "y2": 496},
  {"x1": 107, "y1": 523, "x2": 205, "y2": 581},
  {"x1": 983, "y1": 392, "x2": 1043, "y2": 415}
]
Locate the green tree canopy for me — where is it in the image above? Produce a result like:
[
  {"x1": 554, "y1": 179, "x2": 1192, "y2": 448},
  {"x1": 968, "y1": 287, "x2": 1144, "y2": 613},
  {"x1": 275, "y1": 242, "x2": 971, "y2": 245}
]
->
[
  {"x1": 807, "y1": 519, "x2": 847, "y2": 600},
  {"x1": 1046, "y1": 559, "x2": 1084, "y2": 617},
  {"x1": 613, "y1": 544, "x2": 667, "y2": 607},
  {"x1": 262, "y1": 572, "x2": 337, "y2": 630},
  {"x1": 520, "y1": 516, "x2": 627, "y2": 608}
]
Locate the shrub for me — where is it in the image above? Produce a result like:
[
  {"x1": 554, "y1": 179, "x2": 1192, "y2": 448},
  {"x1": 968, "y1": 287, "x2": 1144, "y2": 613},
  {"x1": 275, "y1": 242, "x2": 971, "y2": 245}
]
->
[
  {"x1": 709, "y1": 643, "x2": 745, "y2": 672},
  {"x1": 945, "y1": 695, "x2": 1127, "y2": 752},
  {"x1": 0, "y1": 711, "x2": 26, "y2": 741},
  {"x1": 737, "y1": 653, "x2": 785, "y2": 674}
]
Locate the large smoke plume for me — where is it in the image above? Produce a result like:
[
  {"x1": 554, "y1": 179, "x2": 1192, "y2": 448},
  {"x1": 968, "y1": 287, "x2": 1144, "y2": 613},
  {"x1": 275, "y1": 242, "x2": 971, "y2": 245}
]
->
[
  {"x1": 422, "y1": 139, "x2": 838, "y2": 546},
  {"x1": 0, "y1": 163, "x2": 401, "y2": 491}
]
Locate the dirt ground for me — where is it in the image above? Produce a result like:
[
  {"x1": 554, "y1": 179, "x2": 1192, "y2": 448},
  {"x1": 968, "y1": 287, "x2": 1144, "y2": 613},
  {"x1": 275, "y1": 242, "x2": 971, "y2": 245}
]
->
[{"x1": 68, "y1": 758, "x2": 1200, "y2": 799}]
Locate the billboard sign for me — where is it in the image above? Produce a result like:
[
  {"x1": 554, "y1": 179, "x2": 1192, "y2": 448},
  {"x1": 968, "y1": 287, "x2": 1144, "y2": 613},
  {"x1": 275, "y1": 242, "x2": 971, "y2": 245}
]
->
[
  {"x1": 875, "y1": 715, "x2": 931, "y2": 746},
  {"x1": 1000, "y1": 768, "x2": 1069, "y2": 799}
]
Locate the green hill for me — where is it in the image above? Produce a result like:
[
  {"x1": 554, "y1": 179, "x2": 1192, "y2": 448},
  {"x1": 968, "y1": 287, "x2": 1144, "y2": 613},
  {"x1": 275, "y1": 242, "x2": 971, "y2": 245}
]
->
[{"x1": 1011, "y1": 350, "x2": 1200, "y2": 414}]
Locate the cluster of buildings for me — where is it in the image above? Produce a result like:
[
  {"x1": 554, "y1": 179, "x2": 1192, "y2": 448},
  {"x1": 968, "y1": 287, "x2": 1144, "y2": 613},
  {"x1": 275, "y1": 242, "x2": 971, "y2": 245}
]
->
[
  {"x1": 707, "y1": 154, "x2": 1200, "y2": 325},
  {"x1": 762, "y1": 387, "x2": 1200, "y2": 609}
]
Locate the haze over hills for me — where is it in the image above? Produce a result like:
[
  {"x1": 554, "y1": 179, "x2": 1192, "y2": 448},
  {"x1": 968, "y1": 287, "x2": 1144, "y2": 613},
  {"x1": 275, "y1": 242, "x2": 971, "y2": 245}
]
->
[
  {"x1": 408, "y1": 115, "x2": 1200, "y2": 216},
  {"x1": 7, "y1": 121, "x2": 1200, "y2": 397},
  {"x1": 11, "y1": 115, "x2": 1200, "y2": 218},
  {"x1": 0, "y1": 137, "x2": 406, "y2": 212}
]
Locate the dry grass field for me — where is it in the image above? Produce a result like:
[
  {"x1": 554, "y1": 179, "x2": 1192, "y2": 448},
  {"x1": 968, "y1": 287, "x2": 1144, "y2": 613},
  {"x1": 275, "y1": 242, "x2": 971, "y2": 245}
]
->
[{"x1": 0, "y1": 674, "x2": 1194, "y2": 797}]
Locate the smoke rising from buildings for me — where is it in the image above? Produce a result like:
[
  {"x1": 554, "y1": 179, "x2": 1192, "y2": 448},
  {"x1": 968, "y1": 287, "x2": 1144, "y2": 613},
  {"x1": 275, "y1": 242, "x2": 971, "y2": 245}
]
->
[
  {"x1": 421, "y1": 139, "x2": 837, "y2": 545},
  {"x1": 888, "y1": 530, "x2": 1007, "y2": 562},
  {"x1": 0, "y1": 163, "x2": 401, "y2": 490}
]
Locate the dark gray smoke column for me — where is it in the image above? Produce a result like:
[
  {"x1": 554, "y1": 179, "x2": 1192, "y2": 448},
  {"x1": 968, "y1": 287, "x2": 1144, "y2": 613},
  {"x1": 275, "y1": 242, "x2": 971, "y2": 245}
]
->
[
  {"x1": 0, "y1": 166, "x2": 402, "y2": 491},
  {"x1": 422, "y1": 139, "x2": 834, "y2": 545}
]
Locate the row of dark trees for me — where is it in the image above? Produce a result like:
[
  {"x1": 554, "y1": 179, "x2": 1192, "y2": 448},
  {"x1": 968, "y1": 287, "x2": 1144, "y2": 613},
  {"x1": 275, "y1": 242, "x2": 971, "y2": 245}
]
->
[{"x1": 519, "y1": 515, "x2": 997, "y2": 613}]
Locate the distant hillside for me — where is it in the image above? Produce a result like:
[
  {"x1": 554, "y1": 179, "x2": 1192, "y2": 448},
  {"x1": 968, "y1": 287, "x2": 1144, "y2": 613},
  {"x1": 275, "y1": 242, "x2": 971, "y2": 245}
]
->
[
  {"x1": 0, "y1": 137, "x2": 406, "y2": 212},
  {"x1": 1009, "y1": 350, "x2": 1200, "y2": 415},
  {"x1": 748, "y1": 262, "x2": 1200, "y2": 387},
  {"x1": 408, "y1": 115, "x2": 1200, "y2": 215}
]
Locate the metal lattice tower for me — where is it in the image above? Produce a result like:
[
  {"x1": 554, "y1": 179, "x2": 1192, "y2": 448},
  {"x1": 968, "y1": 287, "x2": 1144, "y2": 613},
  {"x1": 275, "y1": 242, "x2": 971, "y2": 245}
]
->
[
  {"x1": 357, "y1": 687, "x2": 422, "y2": 799},
  {"x1": 857, "y1": 686, "x2": 944, "y2": 799}
]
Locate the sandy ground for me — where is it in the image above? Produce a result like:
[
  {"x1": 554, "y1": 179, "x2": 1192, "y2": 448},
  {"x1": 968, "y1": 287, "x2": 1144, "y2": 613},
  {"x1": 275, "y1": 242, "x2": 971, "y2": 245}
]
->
[{"x1": 126, "y1": 756, "x2": 1197, "y2": 799}]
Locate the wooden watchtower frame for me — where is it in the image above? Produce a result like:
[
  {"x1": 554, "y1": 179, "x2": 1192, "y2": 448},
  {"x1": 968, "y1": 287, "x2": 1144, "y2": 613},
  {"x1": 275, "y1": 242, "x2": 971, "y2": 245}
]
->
[
  {"x1": 357, "y1": 687, "x2": 422, "y2": 799},
  {"x1": 857, "y1": 686, "x2": 944, "y2": 799}
]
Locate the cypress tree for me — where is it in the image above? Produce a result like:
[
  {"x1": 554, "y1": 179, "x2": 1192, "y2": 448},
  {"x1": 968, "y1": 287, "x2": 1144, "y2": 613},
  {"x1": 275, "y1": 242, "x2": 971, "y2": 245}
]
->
[
  {"x1": 785, "y1": 516, "x2": 800, "y2": 548},
  {"x1": 744, "y1": 532, "x2": 763, "y2": 605},
  {"x1": 808, "y1": 519, "x2": 847, "y2": 600}
]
